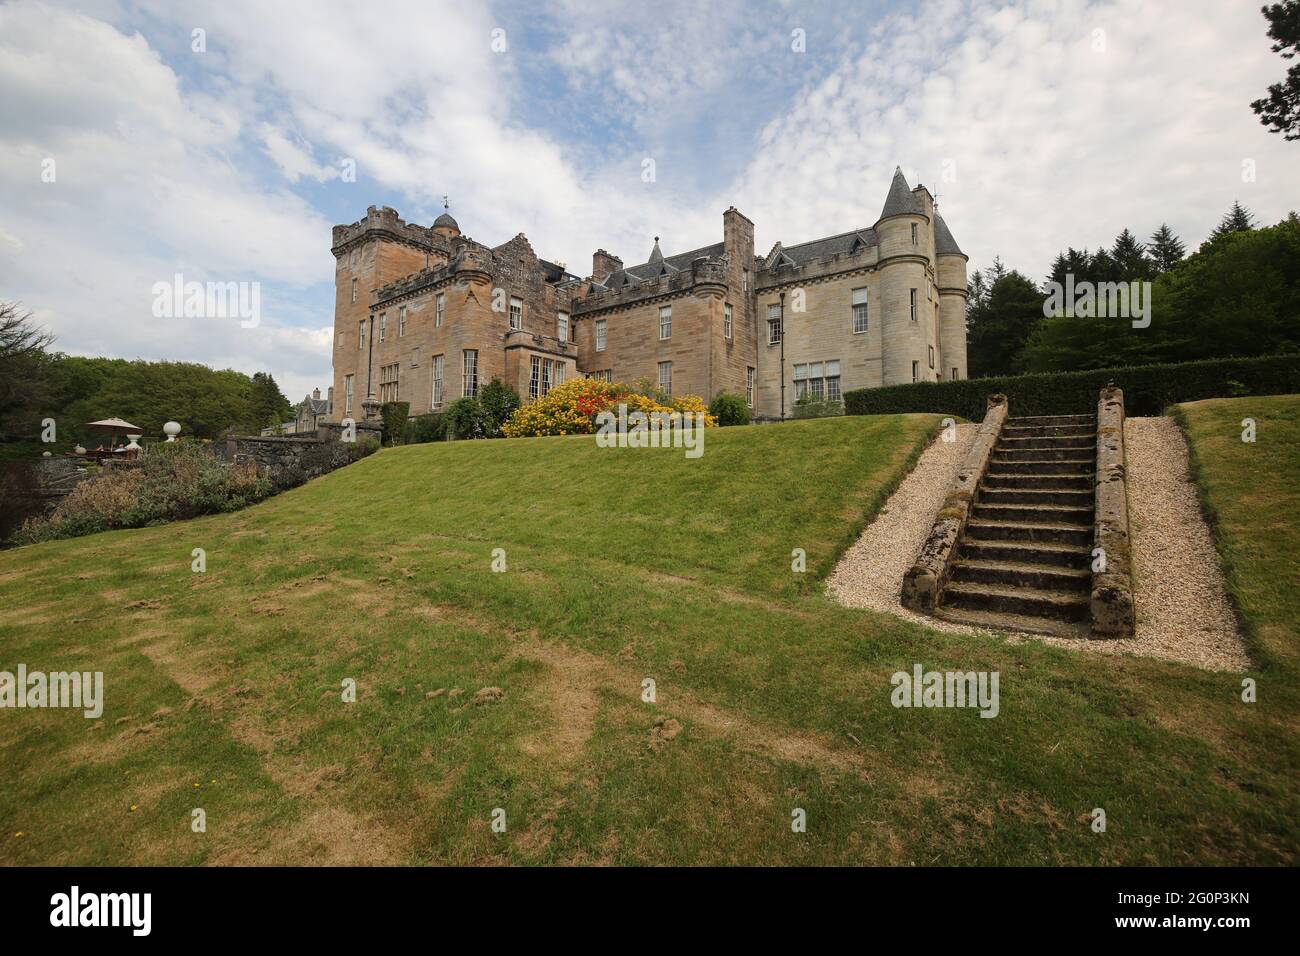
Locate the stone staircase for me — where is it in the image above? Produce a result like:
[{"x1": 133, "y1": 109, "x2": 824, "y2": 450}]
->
[{"x1": 932, "y1": 413, "x2": 1098, "y2": 636}]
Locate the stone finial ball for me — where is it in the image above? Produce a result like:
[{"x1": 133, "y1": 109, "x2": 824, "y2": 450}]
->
[{"x1": 163, "y1": 421, "x2": 182, "y2": 441}]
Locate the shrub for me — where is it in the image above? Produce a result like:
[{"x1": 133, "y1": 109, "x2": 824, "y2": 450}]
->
[
  {"x1": 791, "y1": 394, "x2": 844, "y2": 420},
  {"x1": 477, "y1": 378, "x2": 521, "y2": 437},
  {"x1": 410, "y1": 412, "x2": 447, "y2": 443},
  {"x1": 842, "y1": 354, "x2": 1300, "y2": 421},
  {"x1": 12, "y1": 442, "x2": 272, "y2": 544},
  {"x1": 380, "y1": 401, "x2": 410, "y2": 446},
  {"x1": 444, "y1": 397, "x2": 490, "y2": 440},
  {"x1": 502, "y1": 377, "x2": 717, "y2": 438},
  {"x1": 708, "y1": 392, "x2": 750, "y2": 426},
  {"x1": 350, "y1": 436, "x2": 381, "y2": 459}
]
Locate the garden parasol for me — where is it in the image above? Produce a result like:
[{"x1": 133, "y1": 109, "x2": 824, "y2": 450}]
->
[{"x1": 84, "y1": 418, "x2": 143, "y2": 452}]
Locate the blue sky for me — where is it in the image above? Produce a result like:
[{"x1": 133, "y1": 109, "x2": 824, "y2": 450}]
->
[{"x1": 1, "y1": 0, "x2": 1295, "y2": 402}]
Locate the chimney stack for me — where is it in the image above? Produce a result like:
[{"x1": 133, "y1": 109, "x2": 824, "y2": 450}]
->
[{"x1": 592, "y1": 249, "x2": 623, "y2": 283}]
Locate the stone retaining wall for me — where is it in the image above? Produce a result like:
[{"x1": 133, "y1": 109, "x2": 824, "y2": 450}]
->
[
  {"x1": 1091, "y1": 385, "x2": 1136, "y2": 637},
  {"x1": 216, "y1": 421, "x2": 382, "y2": 486}
]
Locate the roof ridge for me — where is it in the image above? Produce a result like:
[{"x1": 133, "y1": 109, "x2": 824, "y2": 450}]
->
[{"x1": 781, "y1": 226, "x2": 874, "y2": 250}]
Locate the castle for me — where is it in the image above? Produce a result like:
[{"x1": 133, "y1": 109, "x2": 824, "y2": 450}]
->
[{"x1": 328, "y1": 167, "x2": 968, "y2": 422}]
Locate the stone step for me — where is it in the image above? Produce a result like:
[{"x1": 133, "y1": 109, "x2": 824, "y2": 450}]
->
[
  {"x1": 957, "y1": 538, "x2": 1092, "y2": 570},
  {"x1": 1007, "y1": 414, "x2": 1097, "y2": 427},
  {"x1": 994, "y1": 445, "x2": 1097, "y2": 462},
  {"x1": 930, "y1": 604, "x2": 1092, "y2": 638},
  {"x1": 1001, "y1": 424, "x2": 1097, "y2": 440},
  {"x1": 949, "y1": 557, "x2": 1091, "y2": 592},
  {"x1": 997, "y1": 434, "x2": 1097, "y2": 450},
  {"x1": 979, "y1": 486, "x2": 1094, "y2": 506},
  {"x1": 972, "y1": 501, "x2": 1095, "y2": 525},
  {"x1": 983, "y1": 471, "x2": 1095, "y2": 491},
  {"x1": 965, "y1": 518, "x2": 1093, "y2": 547},
  {"x1": 988, "y1": 458, "x2": 1096, "y2": 475},
  {"x1": 941, "y1": 580, "x2": 1091, "y2": 622}
]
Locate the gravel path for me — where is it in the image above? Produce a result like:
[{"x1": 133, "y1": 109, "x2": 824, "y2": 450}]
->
[
  {"x1": 826, "y1": 424, "x2": 981, "y2": 633},
  {"x1": 1109, "y1": 416, "x2": 1249, "y2": 671},
  {"x1": 826, "y1": 416, "x2": 1250, "y2": 672}
]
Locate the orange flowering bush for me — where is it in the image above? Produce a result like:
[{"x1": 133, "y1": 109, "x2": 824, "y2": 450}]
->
[{"x1": 502, "y1": 377, "x2": 717, "y2": 437}]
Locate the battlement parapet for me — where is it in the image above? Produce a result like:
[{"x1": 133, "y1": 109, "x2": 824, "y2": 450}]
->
[{"x1": 332, "y1": 205, "x2": 444, "y2": 255}]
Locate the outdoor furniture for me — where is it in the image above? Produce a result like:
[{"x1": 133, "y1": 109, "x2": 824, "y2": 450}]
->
[{"x1": 84, "y1": 418, "x2": 143, "y2": 459}]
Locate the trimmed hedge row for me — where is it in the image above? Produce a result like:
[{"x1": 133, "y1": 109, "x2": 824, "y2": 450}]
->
[{"x1": 843, "y1": 355, "x2": 1300, "y2": 420}]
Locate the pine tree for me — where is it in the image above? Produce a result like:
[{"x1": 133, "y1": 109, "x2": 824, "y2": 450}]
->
[
  {"x1": 1148, "y1": 224, "x2": 1186, "y2": 272},
  {"x1": 1110, "y1": 228, "x2": 1151, "y2": 279},
  {"x1": 1251, "y1": 0, "x2": 1300, "y2": 140},
  {"x1": 1088, "y1": 248, "x2": 1122, "y2": 284},
  {"x1": 1211, "y1": 202, "x2": 1257, "y2": 240},
  {"x1": 1046, "y1": 253, "x2": 1069, "y2": 288}
]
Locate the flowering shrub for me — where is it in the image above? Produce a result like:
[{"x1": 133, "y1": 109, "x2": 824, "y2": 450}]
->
[{"x1": 502, "y1": 377, "x2": 717, "y2": 437}]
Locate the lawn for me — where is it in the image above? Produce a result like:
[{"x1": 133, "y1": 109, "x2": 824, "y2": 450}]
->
[{"x1": 0, "y1": 409, "x2": 1295, "y2": 865}]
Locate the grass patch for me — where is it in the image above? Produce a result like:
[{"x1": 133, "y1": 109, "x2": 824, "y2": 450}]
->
[{"x1": 0, "y1": 411, "x2": 1295, "y2": 865}]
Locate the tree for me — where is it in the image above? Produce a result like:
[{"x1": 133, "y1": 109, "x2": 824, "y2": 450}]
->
[
  {"x1": 1045, "y1": 247, "x2": 1092, "y2": 287},
  {"x1": 1110, "y1": 229, "x2": 1152, "y2": 280},
  {"x1": 0, "y1": 302, "x2": 56, "y2": 445},
  {"x1": 1209, "y1": 202, "x2": 1258, "y2": 244},
  {"x1": 966, "y1": 268, "x2": 1044, "y2": 377},
  {"x1": 1252, "y1": 0, "x2": 1300, "y2": 140},
  {"x1": 476, "y1": 378, "x2": 521, "y2": 437},
  {"x1": 1022, "y1": 213, "x2": 1300, "y2": 371},
  {"x1": 1148, "y1": 224, "x2": 1187, "y2": 273},
  {"x1": 249, "y1": 371, "x2": 292, "y2": 430}
]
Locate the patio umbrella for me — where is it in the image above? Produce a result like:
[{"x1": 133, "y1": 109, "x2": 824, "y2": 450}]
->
[{"x1": 84, "y1": 418, "x2": 143, "y2": 452}]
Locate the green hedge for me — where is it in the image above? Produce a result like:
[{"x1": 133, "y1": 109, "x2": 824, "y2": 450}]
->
[{"x1": 843, "y1": 355, "x2": 1300, "y2": 420}]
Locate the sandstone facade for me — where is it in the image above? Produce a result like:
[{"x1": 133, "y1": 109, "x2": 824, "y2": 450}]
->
[{"x1": 329, "y1": 168, "x2": 967, "y2": 420}]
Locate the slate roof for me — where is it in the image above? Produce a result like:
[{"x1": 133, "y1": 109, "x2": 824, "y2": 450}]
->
[
  {"x1": 301, "y1": 397, "x2": 330, "y2": 415},
  {"x1": 933, "y1": 212, "x2": 964, "y2": 256},
  {"x1": 433, "y1": 211, "x2": 459, "y2": 230},
  {"x1": 878, "y1": 167, "x2": 925, "y2": 220},
  {"x1": 600, "y1": 240, "x2": 726, "y2": 288},
  {"x1": 773, "y1": 228, "x2": 879, "y2": 267}
]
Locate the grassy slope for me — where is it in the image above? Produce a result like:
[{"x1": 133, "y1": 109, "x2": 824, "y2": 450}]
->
[
  {"x1": 1174, "y1": 396, "x2": 1300, "y2": 674},
  {"x1": 0, "y1": 412, "x2": 1295, "y2": 865}
]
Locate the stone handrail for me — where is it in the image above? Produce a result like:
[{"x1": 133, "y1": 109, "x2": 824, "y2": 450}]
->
[
  {"x1": 1090, "y1": 385, "x2": 1135, "y2": 637},
  {"x1": 901, "y1": 394, "x2": 1009, "y2": 612}
]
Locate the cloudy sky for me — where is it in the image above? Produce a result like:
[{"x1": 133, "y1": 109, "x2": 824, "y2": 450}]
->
[{"x1": 0, "y1": 0, "x2": 1294, "y2": 401}]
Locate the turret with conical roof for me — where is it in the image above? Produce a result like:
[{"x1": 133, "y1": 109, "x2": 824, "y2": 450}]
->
[{"x1": 873, "y1": 167, "x2": 936, "y2": 386}]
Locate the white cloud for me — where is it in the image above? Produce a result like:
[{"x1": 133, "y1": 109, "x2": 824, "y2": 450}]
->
[
  {"x1": 258, "y1": 124, "x2": 340, "y2": 184},
  {"x1": 2, "y1": 0, "x2": 1295, "y2": 408},
  {"x1": 0, "y1": 0, "x2": 335, "y2": 402},
  {"x1": 729, "y1": 0, "x2": 1299, "y2": 279}
]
